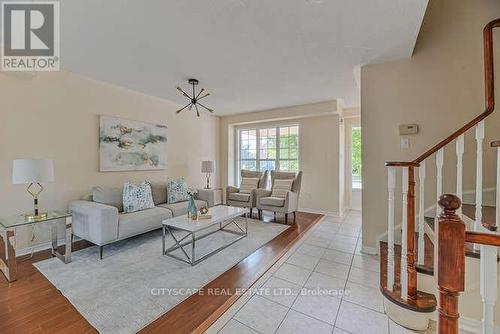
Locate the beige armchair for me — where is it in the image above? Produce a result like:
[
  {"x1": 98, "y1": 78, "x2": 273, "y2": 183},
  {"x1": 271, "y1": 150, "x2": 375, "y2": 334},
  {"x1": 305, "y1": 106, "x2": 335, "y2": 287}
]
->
[
  {"x1": 256, "y1": 171, "x2": 302, "y2": 224},
  {"x1": 226, "y1": 170, "x2": 269, "y2": 217}
]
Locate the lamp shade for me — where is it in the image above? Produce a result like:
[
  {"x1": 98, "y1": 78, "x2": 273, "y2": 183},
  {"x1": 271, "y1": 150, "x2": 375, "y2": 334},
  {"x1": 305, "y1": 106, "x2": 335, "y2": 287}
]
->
[
  {"x1": 201, "y1": 160, "x2": 215, "y2": 173},
  {"x1": 12, "y1": 159, "x2": 54, "y2": 184}
]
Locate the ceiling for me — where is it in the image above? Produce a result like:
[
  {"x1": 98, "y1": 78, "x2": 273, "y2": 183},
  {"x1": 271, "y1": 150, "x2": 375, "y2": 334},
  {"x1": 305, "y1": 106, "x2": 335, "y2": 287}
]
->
[{"x1": 60, "y1": 0, "x2": 428, "y2": 115}]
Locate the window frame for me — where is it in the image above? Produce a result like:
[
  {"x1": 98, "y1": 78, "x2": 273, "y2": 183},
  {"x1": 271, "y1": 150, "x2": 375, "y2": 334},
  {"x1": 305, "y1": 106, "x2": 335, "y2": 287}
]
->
[{"x1": 237, "y1": 123, "x2": 300, "y2": 185}]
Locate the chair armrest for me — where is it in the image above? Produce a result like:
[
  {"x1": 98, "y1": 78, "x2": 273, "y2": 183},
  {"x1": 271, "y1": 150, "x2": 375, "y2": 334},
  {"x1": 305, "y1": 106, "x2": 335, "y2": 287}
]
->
[
  {"x1": 195, "y1": 189, "x2": 215, "y2": 207},
  {"x1": 285, "y1": 191, "x2": 300, "y2": 211},
  {"x1": 255, "y1": 188, "x2": 272, "y2": 206},
  {"x1": 69, "y1": 200, "x2": 119, "y2": 246},
  {"x1": 227, "y1": 186, "x2": 239, "y2": 194}
]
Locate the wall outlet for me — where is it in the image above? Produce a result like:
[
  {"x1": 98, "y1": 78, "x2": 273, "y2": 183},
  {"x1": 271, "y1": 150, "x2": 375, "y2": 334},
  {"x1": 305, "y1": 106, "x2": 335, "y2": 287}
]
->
[{"x1": 401, "y1": 137, "x2": 409, "y2": 149}]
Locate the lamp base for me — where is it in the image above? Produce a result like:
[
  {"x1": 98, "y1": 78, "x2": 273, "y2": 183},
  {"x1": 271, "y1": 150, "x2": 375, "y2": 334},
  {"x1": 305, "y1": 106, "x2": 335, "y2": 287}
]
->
[{"x1": 25, "y1": 212, "x2": 48, "y2": 222}]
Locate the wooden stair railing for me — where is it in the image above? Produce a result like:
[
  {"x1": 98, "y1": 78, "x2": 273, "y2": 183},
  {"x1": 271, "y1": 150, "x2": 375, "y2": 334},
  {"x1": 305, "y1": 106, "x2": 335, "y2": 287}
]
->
[
  {"x1": 436, "y1": 194, "x2": 500, "y2": 334},
  {"x1": 382, "y1": 19, "x2": 500, "y2": 308}
]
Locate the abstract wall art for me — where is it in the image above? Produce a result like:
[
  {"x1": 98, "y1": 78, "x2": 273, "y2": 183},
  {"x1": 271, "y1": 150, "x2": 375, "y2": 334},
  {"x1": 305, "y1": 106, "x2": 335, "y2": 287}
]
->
[{"x1": 99, "y1": 116, "x2": 167, "y2": 171}]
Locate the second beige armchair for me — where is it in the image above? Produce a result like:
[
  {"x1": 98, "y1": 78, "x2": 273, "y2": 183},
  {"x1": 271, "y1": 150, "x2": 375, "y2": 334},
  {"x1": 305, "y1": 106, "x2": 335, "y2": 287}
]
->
[
  {"x1": 256, "y1": 170, "x2": 302, "y2": 224},
  {"x1": 226, "y1": 170, "x2": 269, "y2": 217}
]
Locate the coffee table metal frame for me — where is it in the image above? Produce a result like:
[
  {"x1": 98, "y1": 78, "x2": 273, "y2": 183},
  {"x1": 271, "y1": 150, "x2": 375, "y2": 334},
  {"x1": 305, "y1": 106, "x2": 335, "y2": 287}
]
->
[{"x1": 162, "y1": 213, "x2": 248, "y2": 266}]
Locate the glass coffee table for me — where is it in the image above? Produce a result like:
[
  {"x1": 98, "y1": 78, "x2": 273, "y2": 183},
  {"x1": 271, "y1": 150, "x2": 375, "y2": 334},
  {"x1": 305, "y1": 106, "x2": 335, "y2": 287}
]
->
[
  {"x1": 162, "y1": 206, "x2": 248, "y2": 265},
  {"x1": 0, "y1": 211, "x2": 72, "y2": 282}
]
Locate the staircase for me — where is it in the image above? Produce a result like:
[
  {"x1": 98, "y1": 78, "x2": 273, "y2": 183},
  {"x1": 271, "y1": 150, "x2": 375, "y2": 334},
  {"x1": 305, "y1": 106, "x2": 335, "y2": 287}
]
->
[{"x1": 380, "y1": 19, "x2": 500, "y2": 333}]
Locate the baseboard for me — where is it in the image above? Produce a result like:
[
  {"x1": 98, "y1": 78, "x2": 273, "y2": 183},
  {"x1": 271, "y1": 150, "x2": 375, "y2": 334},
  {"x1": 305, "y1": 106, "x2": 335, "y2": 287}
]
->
[
  {"x1": 299, "y1": 207, "x2": 342, "y2": 217},
  {"x1": 459, "y1": 317, "x2": 489, "y2": 334},
  {"x1": 16, "y1": 236, "x2": 81, "y2": 257}
]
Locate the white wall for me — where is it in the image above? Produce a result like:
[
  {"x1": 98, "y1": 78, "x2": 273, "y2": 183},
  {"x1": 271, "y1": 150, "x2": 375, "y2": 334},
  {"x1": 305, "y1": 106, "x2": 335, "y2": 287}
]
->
[
  {"x1": 0, "y1": 71, "x2": 220, "y2": 250},
  {"x1": 361, "y1": 0, "x2": 500, "y2": 248}
]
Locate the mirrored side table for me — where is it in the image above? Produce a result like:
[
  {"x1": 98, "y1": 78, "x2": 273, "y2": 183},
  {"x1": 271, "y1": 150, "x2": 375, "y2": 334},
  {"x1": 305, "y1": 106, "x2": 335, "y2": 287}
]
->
[{"x1": 0, "y1": 210, "x2": 72, "y2": 282}]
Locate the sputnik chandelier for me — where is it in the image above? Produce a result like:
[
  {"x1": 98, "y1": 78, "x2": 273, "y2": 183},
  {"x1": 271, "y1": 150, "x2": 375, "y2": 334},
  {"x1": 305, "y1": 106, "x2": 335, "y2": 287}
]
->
[{"x1": 175, "y1": 79, "x2": 214, "y2": 117}]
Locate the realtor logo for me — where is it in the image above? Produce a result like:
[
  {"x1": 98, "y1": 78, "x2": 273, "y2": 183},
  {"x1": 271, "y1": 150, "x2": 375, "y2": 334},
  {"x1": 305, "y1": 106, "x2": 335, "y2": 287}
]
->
[{"x1": 1, "y1": 1, "x2": 60, "y2": 71}]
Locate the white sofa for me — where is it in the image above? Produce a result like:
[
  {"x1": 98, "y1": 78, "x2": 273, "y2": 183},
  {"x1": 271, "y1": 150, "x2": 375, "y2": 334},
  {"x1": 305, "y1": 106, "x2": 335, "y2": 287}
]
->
[{"x1": 69, "y1": 183, "x2": 213, "y2": 259}]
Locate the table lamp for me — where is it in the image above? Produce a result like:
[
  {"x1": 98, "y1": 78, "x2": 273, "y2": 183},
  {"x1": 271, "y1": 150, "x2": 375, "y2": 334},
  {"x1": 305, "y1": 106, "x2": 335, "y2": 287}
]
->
[
  {"x1": 201, "y1": 160, "x2": 215, "y2": 189},
  {"x1": 12, "y1": 159, "x2": 54, "y2": 221}
]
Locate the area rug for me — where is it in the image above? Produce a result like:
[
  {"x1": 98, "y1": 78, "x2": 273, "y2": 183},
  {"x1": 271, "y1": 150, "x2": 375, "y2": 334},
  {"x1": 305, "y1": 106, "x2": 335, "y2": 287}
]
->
[{"x1": 34, "y1": 218, "x2": 288, "y2": 334}]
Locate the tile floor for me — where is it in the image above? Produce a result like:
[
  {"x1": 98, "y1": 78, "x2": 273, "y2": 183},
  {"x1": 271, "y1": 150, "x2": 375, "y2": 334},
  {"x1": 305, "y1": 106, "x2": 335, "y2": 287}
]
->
[{"x1": 206, "y1": 211, "x2": 467, "y2": 334}]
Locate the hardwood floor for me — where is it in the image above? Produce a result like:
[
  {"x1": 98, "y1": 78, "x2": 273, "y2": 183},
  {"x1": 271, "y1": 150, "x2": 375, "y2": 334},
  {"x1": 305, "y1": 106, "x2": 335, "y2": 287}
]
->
[{"x1": 0, "y1": 211, "x2": 323, "y2": 334}]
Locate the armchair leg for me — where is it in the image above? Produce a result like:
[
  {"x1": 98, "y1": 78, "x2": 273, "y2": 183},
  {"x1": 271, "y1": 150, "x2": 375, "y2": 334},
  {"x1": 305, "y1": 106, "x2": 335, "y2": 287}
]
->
[
  {"x1": 274, "y1": 212, "x2": 276, "y2": 222},
  {"x1": 100, "y1": 246, "x2": 104, "y2": 260},
  {"x1": 285, "y1": 213, "x2": 288, "y2": 224},
  {"x1": 250, "y1": 208, "x2": 253, "y2": 218},
  {"x1": 258, "y1": 210, "x2": 262, "y2": 220},
  {"x1": 293, "y1": 211, "x2": 296, "y2": 222}
]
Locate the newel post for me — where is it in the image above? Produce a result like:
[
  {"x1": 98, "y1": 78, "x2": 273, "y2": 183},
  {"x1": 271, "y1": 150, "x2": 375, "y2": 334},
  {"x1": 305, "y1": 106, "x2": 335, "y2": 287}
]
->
[{"x1": 436, "y1": 194, "x2": 466, "y2": 334}]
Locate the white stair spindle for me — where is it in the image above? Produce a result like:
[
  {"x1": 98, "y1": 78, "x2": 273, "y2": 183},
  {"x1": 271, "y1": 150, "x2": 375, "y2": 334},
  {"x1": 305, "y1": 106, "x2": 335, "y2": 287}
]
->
[
  {"x1": 387, "y1": 167, "x2": 396, "y2": 291},
  {"x1": 401, "y1": 168, "x2": 409, "y2": 301},
  {"x1": 456, "y1": 134, "x2": 465, "y2": 218},
  {"x1": 475, "y1": 121, "x2": 485, "y2": 250},
  {"x1": 480, "y1": 243, "x2": 497, "y2": 334},
  {"x1": 418, "y1": 161, "x2": 426, "y2": 265},
  {"x1": 436, "y1": 148, "x2": 444, "y2": 214},
  {"x1": 434, "y1": 148, "x2": 444, "y2": 285}
]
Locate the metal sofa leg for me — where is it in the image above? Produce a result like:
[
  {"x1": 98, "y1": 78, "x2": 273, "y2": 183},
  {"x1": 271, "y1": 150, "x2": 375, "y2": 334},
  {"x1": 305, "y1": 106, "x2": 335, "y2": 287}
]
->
[
  {"x1": 274, "y1": 212, "x2": 276, "y2": 222},
  {"x1": 258, "y1": 210, "x2": 262, "y2": 220},
  {"x1": 285, "y1": 213, "x2": 288, "y2": 224},
  {"x1": 250, "y1": 208, "x2": 253, "y2": 218},
  {"x1": 100, "y1": 245, "x2": 104, "y2": 260}
]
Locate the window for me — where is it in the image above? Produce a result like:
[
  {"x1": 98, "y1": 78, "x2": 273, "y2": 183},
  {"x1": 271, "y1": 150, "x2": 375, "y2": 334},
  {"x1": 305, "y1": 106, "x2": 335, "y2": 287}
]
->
[
  {"x1": 259, "y1": 128, "x2": 277, "y2": 171},
  {"x1": 239, "y1": 125, "x2": 299, "y2": 175},
  {"x1": 279, "y1": 126, "x2": 299, "y2": 172},
  {"x1": 239, "y1": 129, "x2": 257, "y2": 171},
  {"x1": 351, "y1": 126, "x2": 362, "y2": 189}
]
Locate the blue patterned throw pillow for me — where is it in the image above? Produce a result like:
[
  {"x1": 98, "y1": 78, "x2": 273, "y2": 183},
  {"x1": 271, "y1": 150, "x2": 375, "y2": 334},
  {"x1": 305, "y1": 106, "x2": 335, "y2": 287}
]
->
[
  {"x1": 122, "y1": 181, "x2": 155, "y2": 213},
  {"x1": 167, "y1": 177, "x2": 189, "y2": 204}
]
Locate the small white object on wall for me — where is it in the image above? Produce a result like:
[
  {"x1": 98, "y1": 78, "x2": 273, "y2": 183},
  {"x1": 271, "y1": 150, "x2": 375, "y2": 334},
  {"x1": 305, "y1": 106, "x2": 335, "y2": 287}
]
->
[{"x1": 400, "y1": 137, "x2": 409, "y2": 149}]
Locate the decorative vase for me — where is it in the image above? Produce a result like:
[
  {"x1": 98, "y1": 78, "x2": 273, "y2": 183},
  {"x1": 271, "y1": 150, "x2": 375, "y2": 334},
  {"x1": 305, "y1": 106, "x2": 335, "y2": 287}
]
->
[{"x1": 188, "y1": 194, "x2": 198, "y2": 219}]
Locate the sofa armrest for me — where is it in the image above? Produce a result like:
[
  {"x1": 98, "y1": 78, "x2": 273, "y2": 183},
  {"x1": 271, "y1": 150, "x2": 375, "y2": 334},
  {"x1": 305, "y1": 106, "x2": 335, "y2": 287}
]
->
[
  {"x1": 195, "y1": 189, "x2": 215, "y2": 207},
  {"x1": 69, "y1": 200, "x2": 119, "y2": 246},
  {"x1": 255, "y1": 188, "x2": 272, "y2": 208},
  {"x1": 285, "y1": 191, "x2": 300, "y2": 212}
]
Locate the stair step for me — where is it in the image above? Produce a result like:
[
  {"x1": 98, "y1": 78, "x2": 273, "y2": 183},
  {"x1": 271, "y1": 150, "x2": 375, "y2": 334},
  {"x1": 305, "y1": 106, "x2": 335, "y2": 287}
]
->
[
  {"x1": 424, "y1": 205, "x2": 497, "y2": 231},
  {"x1": 379, "y1": 241, "x2": 436, "y2": 313},
  {"x1": 462, "y1": 204, "x2": 497, "y2": 231},
  {"x1": 423, "y1": 214, "x2": 499, "y2": 260}
]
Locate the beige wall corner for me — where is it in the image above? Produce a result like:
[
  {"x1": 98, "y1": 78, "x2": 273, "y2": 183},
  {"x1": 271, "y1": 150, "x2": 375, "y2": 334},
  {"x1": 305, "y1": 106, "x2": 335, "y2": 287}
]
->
[
  {"x1": 361, "y1": 0, "x2": 500, "y2": 249},
  {"x1": 219, "y1": 101, "x2": 341, "y2": 214}
]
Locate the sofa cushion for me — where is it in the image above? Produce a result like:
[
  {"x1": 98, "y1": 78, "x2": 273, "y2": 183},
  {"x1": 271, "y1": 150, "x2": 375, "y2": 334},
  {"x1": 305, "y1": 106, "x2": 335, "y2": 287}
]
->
[
  {"x1": 271, "y1": 179, "x2": 294, "y2": 198},
  {"x1": 150, "y1": 182, "x2": 167, "y2": 205},
  {"x1": 240, "y1": 177, "x2": 259, "y2": 194},
  {"x1": 228, "y1": 192, "x2": 251, "y2": 202},
  {"x1": 167, "y1": 177, "x2": 189, "y2": 203},
  {"x1": 260, "y1": 196, "x2": 285, "y2": 207},
  {"x1": 122, "y1": 181, "x2": 155, "y2": 213},
  {"x1": 158, "y1": 200, "x2": 206, "y2": 217},
  {"x1": 118, "y1": 207, "x2": 172, "y2": 239},
  {"x1": 92, "y1": 186, "x2": 123, "y2": 212}
]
